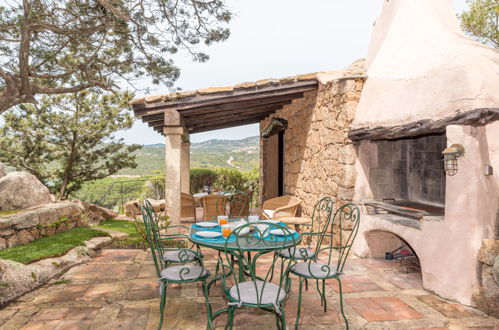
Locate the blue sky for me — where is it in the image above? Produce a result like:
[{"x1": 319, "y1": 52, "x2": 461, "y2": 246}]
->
[{"x1": 117, "y1": 0, "x2": 469, "y2": 145}]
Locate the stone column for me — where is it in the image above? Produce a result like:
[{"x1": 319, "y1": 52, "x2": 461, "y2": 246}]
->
[
  {"x1": 164, "y1": 126, "x2": 184, "y2": 226},
  {"x1": 181, "y1": 141, "x2": 191, "y2": 193}
]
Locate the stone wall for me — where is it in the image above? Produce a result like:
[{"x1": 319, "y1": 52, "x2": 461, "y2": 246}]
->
[
  {"x1": 259, "y1": 60, "x2": 365, "y2": 236},
  {"x1": 0, "y1": 202, "x2": 84, "y2": 250}
]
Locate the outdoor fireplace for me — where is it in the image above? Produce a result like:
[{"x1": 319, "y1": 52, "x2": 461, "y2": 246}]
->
[
  {"x1": 348, "y1": 0, "x2": 499, "y2": 308},
  {"x1": 364, "y1": 134, "x2": 446, "y2": 224}
]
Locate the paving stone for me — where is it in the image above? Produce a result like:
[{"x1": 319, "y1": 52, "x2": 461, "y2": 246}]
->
[
  {"x1": 92, "y1": 249, "x2": 140, "y2": 263},
  {"x1": 2, "y1": 249, "x2": 497, "y2": 330},
  {"x1": 326, "y1": 275, "x2": 384, "y2": 293},
  {"x1": 346, "y1": 296, "x2": 424, "y2": 321},
  {"x1": 49, "y1": 284, "x2": 90, "y2": 302},
  {"x1": 417, "y1": 295, "x2": 479, "y2": 318},
  {"x1": 112, "y1": 306, "x2": 150, "y2": 329},
  {"x1": 127, "y1": 279, "x2": 160, "y2": 300},
  {"x1": 79, "y1": 283, "x2": 118, "y2": 301},
  {"x1": 31, "y1": 308, "x2": 69, "y2": 321}
]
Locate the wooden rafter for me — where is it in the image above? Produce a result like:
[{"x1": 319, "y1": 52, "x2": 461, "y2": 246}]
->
[{"x1": 133, "y1": 77, "x2": 318, "y2": 135}]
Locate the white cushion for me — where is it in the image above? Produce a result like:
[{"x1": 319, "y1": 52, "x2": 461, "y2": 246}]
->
[
  {"x1": 163, "y1": 249, "x2": 198, "y2": 262},
  {"x1": 160, "y1": 264, "x2": 208, "y2": 281},
  {"x1": 279, "y1": 247, "x2": 315, "y2": 260},
  {"x1": 263, "y1": 209, "x2": 275, "y2": 219},
  {"x1": 229, "y1": 280, "x2": 286, "y2": 305},
  {"x1": 290, "y1": 262, "x2": 338, "y2": 279}
]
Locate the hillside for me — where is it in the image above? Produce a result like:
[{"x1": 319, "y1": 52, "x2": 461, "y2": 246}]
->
[{"x1": 118, "y1": 136, "x2": 259, "y2": 175}]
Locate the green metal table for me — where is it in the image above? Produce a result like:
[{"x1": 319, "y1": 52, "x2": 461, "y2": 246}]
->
[{"x1": 188, "y1": 221, "x2": 301, "y2": 328}]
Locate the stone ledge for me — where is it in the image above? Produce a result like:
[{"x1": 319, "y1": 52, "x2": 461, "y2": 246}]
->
[
  {"x1": 0, "y1": 202, "x2": 84, "y2": 250},
  {"x1": 0, "y1": 231, "x2": 115, "y2": 307}
]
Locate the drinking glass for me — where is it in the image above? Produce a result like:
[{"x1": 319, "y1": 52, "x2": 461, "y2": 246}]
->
[
  {"x1": 217, "y1": 215, "x2": 228, "y2": 225},
  {"x1": 221, "y1": 224, "x2": 232, "y2": 238}
]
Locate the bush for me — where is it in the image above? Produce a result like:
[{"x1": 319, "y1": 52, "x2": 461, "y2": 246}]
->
[
  {"x1": 214, "y1": 168, "x2": 247, "y2": 191},
  {"x1": 190, "y1": 168, "x2": 218, "y2": 193}
]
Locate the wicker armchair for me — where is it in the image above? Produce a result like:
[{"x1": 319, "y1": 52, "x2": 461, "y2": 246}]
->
[
  {"x1": 181, "y1": 193, "x2": 196, "y2": 222},
  {"x1": 201, "y1": 194, "x2": 227, "y2": 220},
  {"x1": 261, "y1": 195, "x2": 301, "y2": 220}
]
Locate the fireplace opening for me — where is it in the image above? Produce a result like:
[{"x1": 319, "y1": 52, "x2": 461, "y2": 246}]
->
[
  {"x1": 365, "y1": 133, "x2": 446, "y2": 225},
  {"x1": 365, "y1": 230, "x2": 421, "y2": 275}
]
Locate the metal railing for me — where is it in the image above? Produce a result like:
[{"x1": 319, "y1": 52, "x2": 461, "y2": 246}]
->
[{"x1": 97, "y1": 177, "x2": 164, "y2": 212}]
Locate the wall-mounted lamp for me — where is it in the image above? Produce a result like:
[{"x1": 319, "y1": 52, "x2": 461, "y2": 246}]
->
[{"x1": 442, "y1": 144, "x2": 465, "y2": 176}]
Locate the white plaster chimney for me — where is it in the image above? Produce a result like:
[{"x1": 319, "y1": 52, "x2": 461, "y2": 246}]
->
[{"x1": 352, "y1": 0, "x2": 499, "y2": 130}]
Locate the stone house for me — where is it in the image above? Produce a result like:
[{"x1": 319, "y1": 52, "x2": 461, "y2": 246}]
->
[{"x1": 130, "y1": 0, "x2": 499, "y2": 315}]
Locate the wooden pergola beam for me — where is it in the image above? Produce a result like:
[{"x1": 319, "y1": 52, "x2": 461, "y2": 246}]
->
[
  {"x1": 147, "y1": 102, "x2": 289, "y2": 127},
  {"x1": 133, "y1": 82, "x2": 316, "y2": 117}
]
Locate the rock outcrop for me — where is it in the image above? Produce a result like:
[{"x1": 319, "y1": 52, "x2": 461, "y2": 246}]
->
[
  {"x1": 73, "y1": 200, "x2": 118, "y2": 223},
  {"x1": 0, "y1": 202, "x2": 83, "y2": 250},
  {"x1": 0, "y1": 163, "x2": 6, "y2": 179},
  {"x1": 0, "y1": 172, "x2": 52, "y2": 211},
  {"x1": 474, "y1": 239, "x2": 499, "y2": 317},
  {"x1": 124, "y1": 198, "x2": 165, "y2": 216}
]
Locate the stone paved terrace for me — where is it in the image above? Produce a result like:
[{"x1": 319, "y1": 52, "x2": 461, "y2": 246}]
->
[{"x1": 1, "y1": 248, "x2": 497, "y2": 330}]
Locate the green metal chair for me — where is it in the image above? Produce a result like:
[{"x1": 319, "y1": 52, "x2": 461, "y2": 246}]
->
[
  {"x1": 217, "y1": 223, "x2": 298, "y2": 329},
  {"x1": 278, "y1": 197, "x2": 334, "y2": 261},
  {"x1": 141, "y1": 201, "x2": 213, "y2": 330},
  {"x1": 142, "y1": 199, "x2": 202, "y2": 265},
  {"x1": 270, "y1": 197, "x2": 334, "y2": 287},
  {"x1": 289, "y1": 203, "x2": 360, "y2": 330}
]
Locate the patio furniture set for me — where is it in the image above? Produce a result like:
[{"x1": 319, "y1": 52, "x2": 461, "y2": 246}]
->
[{"x1": 141, "y1": 193, "x2": 360, "y2": 330}]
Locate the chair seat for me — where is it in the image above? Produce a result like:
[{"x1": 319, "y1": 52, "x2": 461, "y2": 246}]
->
[
  {"x1": 290, "y1": 262, "x2": 338, "y2": 279},
  {"x1": 160, "y1": 264, "x2": 209, "y2": 281},
  {"x1": 279, "y1": 247, "x2": 315, "y2": 260},
  {"x1": 163, "y1": 249, "x2": 198, "y2": 262},
  {"x1": 229, "y1": 280, "x2": 286, "y2": 305}
]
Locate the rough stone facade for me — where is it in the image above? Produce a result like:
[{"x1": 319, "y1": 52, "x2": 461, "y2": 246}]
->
[
  {"x1": 0, "y1": 202, "x2": 84, "y2": 250},
  {"x1": 259, "y1": 61, "x2": 365, "y2": 237}
]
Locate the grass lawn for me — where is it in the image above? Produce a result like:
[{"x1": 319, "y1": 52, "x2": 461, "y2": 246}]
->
[
  {"x1": 0, "y1": 227, "x2": 109, "y2": 264},
  {"x1": 95, "y1": 219, "x2": 148, "y2": 249}
]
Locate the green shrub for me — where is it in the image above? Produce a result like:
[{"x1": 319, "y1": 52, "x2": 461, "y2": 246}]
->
[
  {"x1": 189, "y1": 168, "x2": 218, "y2": 193},
  {"x1": 214, "y1": 168, "x2": 247, "y2": 191}
]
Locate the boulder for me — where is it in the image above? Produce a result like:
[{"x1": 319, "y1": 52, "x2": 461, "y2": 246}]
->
[
  {"x1": 478, "y1": 239, "x2": 499, "y2": 266},
  {"x1": 482, "y1": 264, "x2": 499, "y2": 318},
  {"x1": 73, "y1": 200, "x2": 118, "y2": 223},
  {"x1": 0, "y1": 172, "x2": 52, "y2": 211},
  {"x1": 0, "y1": 163, "x2": 6, "y2": 179},
  {"x1": 146, "y1": 198, "x2": 166, "y2": 212},
  {"x1": 124, "y1": 200, "x2": 142, "y2": 216}
]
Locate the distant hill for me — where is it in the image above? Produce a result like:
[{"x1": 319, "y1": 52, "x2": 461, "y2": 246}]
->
[{"x1": 118, "y1": 136, "x2": 259, "y2": 175}]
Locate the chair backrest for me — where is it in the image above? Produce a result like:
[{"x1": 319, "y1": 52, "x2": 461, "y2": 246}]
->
[
  {"x1": 141, "y1": 199, "x2": 194, "y2": 278},
  {"x1": 314, "y1": 203, "x2": 361, "y2": 275},
  {"x1": 301, "y1": 197, "x2": 334, "y2": 247},
  {"x1": 220, "y1": 190, "x2": 251, "y2": 218},
  {"x1": 219, "y1": 223, "x2": 297, "y2": 307},
  {"x1": 262, "y1": 195, "x2": 300, "y2": 210},
  {"x1": 181, "y1": 192, "x2": 196, "y2": 220},
  {"x1": 202, "y1": 194, "x2": 226, "y2": 220}
]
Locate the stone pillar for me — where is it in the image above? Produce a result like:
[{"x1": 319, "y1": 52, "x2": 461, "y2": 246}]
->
[
  {"x1": 181, "y1": 141, "x2": 191, "y2": 193},
  {"x1": 164, "y1": 126, "x2": 184, "y2": 226}
]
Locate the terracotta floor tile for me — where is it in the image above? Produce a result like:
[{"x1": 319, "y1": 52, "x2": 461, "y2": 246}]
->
[
  {"x1": 63, "y1": 307, "x2": 101, "y2": 320},
  {"x1": 347, "y1": 296, "x2": 423, "y2": 321},
  {"x1": 326, "y1": 275, "x2": 384, "y2": 293},
  {"x1": 92, "y1": 249, "x2": 139, "y2": 263},
  {"x1": 32, "y1": 308, "x2": 69, "y2": 321},
  {"x1": 79, "y1": 283, "x2": 117, "y2": 301},
  {"x1": 417, "y1": 295, "x2": 479, "y2": 318},
  {"x1": 5, "y1": 249, "x2": 497, "y2": 330},
  {"x1": 49, "y1": 284, "x2": 90, "y2": 302},
  {"x1": 113, "y1": 306, "x2": 150, "y2": 328}
]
